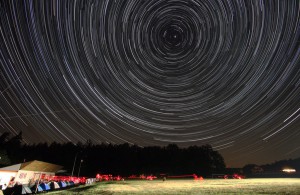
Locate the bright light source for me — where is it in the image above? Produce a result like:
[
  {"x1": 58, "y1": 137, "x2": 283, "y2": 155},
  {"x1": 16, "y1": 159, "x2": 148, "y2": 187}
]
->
[{"x1": 282, "y1": 168, "x2": 296, "y2": 173}]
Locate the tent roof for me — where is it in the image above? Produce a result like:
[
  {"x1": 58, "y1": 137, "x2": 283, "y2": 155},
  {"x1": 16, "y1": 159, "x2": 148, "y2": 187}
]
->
[
  {"x1": 20, "y1": 160, "x2": 63, "y2": 172},
  {"x1": 0, "y1": 163, "x2": 21, "y2": 172},
  {"x1": 0, "y1": 160, "x2": 63, "y2": 173}
]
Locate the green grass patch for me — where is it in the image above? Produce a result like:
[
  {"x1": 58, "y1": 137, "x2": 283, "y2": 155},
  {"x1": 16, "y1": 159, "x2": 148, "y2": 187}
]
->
[{"x1": 48, "y1": 178, "x2": 300, "y2": 194}]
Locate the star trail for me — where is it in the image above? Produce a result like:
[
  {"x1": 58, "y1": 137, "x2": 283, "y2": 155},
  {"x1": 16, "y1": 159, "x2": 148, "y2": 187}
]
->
[{"x1": 1, "y1": 0, "x2": 300, "y2": 167}]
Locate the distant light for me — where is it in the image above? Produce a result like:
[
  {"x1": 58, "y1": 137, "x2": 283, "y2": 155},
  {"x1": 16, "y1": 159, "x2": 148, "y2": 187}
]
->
[{"x1": 282, "y1": 168, "x2": 296, "y2": 173}]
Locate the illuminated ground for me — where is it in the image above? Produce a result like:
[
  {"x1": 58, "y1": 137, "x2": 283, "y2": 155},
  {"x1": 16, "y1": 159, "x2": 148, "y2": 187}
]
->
[{"x1": 49, "y1": 178, "x2": 300, "y2": 194}]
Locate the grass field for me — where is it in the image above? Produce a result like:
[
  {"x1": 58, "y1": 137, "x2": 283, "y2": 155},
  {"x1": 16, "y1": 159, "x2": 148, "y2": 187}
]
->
[{"x1": 48, "y1": 178, "x2": 300, "y2": 194}]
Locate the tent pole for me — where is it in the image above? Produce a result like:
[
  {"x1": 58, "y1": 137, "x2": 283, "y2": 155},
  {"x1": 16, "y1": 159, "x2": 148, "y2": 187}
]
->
[{"x1": 71, "y1": 152, "x2": 80, "y2": 178}]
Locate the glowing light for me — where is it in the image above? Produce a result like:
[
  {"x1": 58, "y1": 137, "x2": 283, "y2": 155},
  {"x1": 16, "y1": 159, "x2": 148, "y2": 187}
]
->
[{"x1": 282, "y1": 168, "x2": 296, "y2": 173}]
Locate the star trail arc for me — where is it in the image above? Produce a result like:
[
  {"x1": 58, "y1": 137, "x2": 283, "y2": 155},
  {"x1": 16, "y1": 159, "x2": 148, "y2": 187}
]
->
[{"x1": 0, "y1": 0, "x2": 300, "y2": 167}]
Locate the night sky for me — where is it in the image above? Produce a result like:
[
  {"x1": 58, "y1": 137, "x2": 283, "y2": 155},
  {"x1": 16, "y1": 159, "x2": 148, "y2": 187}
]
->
[{"x1": 1, "y1": 0, "x2": 300, "y2": 168}]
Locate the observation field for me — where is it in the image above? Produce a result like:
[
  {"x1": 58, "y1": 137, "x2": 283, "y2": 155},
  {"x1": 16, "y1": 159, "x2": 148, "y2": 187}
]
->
[{"x1": 49, "y1": 178, "x2": 300, "y2": 195}]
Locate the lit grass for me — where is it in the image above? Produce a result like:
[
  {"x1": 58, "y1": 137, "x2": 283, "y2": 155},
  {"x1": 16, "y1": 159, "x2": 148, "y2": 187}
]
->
[{"x1": 48, "y1": 178, "x2": 300, "y2": 194}]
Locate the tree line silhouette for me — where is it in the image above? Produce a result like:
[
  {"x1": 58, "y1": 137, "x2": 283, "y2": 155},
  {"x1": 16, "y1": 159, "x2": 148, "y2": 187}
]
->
[{"x1": 0, "y1": 132, "x2": 225, "y2": 177}]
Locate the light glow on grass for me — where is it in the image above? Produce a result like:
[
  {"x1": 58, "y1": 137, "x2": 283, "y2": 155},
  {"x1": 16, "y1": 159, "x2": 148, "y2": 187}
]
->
[{"x1": 48, "y1": 178, "x2": 300, "y2": 194}]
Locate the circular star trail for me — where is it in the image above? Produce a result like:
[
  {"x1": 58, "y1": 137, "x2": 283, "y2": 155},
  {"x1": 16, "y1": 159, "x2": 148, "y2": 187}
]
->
[{"x1": 0, "y1": 0, "x2": 300, "y2": 166}]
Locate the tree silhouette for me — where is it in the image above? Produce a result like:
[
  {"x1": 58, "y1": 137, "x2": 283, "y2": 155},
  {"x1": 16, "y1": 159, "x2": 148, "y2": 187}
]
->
[{"x1": 0, "y1": 132, "x2": 226, "y2": 177}]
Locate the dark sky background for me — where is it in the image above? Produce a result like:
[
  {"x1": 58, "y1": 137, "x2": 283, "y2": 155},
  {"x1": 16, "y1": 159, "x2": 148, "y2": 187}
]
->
[{"x1": 1, "y1": 0, "x2": 300, "y2": 168}]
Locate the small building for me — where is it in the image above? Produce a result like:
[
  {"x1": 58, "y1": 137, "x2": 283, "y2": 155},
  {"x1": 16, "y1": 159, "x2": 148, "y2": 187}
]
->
[{"x1": 0, "y1": 160, "x2": 62, "y2": 187}]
